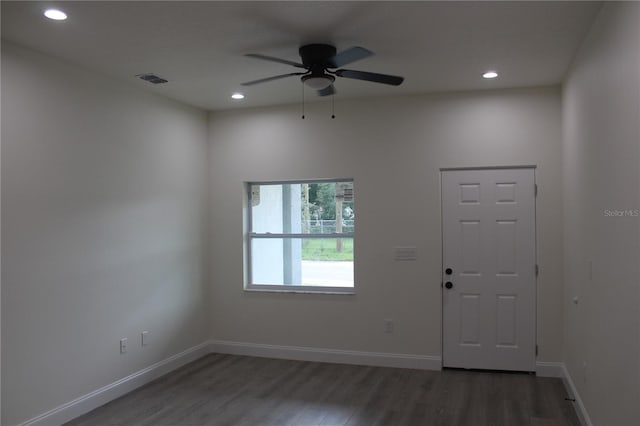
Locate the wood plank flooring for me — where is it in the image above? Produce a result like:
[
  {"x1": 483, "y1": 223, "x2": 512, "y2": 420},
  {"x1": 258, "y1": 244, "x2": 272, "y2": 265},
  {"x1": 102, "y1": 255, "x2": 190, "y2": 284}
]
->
[{"x1": 65, "y1": 353, "x2": 581, "y2": 426}]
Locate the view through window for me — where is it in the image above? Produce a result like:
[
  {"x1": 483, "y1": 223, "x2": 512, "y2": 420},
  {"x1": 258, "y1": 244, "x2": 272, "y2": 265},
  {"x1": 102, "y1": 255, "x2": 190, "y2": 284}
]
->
[{"x1": 247, "y1": 180, "x2": 354, "y2": 292}]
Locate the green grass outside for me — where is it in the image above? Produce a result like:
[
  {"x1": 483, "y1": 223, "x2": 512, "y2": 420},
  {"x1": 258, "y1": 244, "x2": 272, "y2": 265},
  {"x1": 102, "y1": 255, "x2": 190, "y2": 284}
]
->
[{"x1": 302, "y1": 238, "x2": 354, "y2": 261}]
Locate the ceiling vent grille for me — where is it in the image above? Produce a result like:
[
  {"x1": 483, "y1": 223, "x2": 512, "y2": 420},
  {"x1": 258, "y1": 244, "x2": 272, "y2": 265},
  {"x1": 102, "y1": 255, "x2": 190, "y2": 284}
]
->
[{"x1": 136, "y1": 73, "x2": 168, "y2": 84}]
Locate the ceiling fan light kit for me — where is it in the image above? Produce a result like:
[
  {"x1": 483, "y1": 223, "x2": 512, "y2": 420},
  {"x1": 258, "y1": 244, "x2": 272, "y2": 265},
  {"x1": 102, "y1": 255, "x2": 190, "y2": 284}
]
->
[{"x1": 301, "y1": 74, "x2": 335, "y2": 90}]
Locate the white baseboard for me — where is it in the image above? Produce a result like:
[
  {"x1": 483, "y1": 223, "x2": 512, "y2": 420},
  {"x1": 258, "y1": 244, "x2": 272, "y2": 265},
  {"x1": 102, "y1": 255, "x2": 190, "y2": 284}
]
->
[
  {"x1": 536, "y1": 361, "x2": 591, "y2": 426},
  {"x1": 535, "y1": 361, "x2": 565, "y2": 377},
  {"x1": 19, "y1": 341, "x2": 211, "y2": 426},
  {"x1": 17, "y1": 341, "x2": 592, "y2": 426},
  {"x1": 561, "y1": 364, "x2": 593, "y2": 426},
  {"x1": 209, "y1": 339, "x2": 442, "y2": 370}
]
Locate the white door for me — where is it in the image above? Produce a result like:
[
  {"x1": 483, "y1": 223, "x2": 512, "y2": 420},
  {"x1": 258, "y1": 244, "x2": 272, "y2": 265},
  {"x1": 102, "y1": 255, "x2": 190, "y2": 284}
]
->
[{"x1": 441, "y1": 168, "x2": 536, "y2": 371}]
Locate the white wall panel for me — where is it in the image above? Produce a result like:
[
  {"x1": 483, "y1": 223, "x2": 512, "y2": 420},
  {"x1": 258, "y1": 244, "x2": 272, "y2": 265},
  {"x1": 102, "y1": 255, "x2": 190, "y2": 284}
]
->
[
  {"x1": 562, "y1": 2, "x2": 640, "y2": 424},
  {"x1": 207, "y1": 86, "x2": 564, "y2": 364},
  {"x1": 1, "y1": 42, "x2": 209, "y2": 426}
]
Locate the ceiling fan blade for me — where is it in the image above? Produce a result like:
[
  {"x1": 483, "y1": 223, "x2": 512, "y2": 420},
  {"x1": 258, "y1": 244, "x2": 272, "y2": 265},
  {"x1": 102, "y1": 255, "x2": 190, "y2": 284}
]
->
[
  {"x1": 245, "y1": 53, "x2": 306, "y2": 69},
  {"x1": 329, "y1": 47, "x2": 373, "y2": 68},
  {"x1": 335, "y1": 69, "x2": 404, "y2": 86},
  {"x1": 317, "y1": 84, "x2": 336, "y2": 97},
  {"x1": 241, "y1": 72, "x2": 306, "y2": 86}
]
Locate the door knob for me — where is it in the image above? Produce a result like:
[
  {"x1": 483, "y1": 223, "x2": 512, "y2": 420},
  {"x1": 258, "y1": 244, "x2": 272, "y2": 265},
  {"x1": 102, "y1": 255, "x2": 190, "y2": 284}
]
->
[
  {"x1": 445, "y1": 281, "x2": 453, "y2": 289},
  {"x1": 445, "y1": 268, "x2": 453, "y2": 275}
]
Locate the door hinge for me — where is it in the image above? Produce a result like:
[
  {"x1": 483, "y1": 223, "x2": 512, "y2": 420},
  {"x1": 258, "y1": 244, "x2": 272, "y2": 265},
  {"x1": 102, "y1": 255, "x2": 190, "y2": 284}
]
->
[
  {"x1": 534, "y1": 184, "x2": 538, "y2": 197},
  {"x1": 535, "y1": 264, "x2": 539, "y2": 277}
]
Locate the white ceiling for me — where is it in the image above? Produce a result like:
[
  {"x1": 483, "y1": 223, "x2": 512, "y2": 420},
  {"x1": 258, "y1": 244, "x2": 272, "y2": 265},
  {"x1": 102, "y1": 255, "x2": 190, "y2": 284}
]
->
[{"x1": 1, "y1": 1, "x2": 602, "y2": 111}]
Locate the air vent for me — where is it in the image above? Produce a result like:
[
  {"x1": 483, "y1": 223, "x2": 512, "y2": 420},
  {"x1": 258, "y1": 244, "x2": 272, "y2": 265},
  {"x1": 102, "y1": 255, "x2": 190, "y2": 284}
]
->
[{"x1": 136, "y1": 73, "x2": 168, "y2": 84}]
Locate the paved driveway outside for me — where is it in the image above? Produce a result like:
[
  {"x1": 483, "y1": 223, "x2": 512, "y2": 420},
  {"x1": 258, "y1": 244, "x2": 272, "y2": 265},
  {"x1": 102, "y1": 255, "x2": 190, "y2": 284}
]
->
[{"x1": 301, "y1": 260, "x2": 353, "y2": 287}]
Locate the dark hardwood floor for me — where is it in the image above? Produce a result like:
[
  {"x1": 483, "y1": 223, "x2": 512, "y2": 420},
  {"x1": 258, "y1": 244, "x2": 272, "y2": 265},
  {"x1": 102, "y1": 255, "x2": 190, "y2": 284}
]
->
[{"x1": 65, "y1": 353, "x2": 580, "y2": 426}]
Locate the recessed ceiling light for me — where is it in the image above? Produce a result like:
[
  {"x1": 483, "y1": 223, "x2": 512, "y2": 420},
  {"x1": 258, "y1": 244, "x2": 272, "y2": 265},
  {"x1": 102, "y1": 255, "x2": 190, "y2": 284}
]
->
[
  {"x1": 231, "y1": 93, "x2": 245, "y2": 100},
  {"x1": 482, "y1": 71, "x2": 499, "y2": 79},
  {"x1": 44, "y1": 9, "x2": 68, "y2": 21}
]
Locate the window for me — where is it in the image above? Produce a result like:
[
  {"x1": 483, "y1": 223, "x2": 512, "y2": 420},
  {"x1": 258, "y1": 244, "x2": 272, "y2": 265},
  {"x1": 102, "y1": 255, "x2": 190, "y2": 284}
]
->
[{"x1": 246, "y1": 179, "x2": 354, "y2": 293}]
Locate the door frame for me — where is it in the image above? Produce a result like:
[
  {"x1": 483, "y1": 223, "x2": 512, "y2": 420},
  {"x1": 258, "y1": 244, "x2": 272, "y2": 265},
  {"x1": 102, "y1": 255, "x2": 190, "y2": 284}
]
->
[{"x1": 439, "y1": 165, "x2": 538, "y2": 370}]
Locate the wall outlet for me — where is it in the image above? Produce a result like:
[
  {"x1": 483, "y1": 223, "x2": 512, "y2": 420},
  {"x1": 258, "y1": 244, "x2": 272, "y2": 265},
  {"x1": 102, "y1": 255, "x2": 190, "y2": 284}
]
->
[
  {"x1": 120, "y1": 338, "x2": 128, "y2": 354},
  {"x1": 384, "y1": 318, "x2": 394, "y2": 333},
  {"x1": 141, "y1": 331, "x2": 149, "y2": 346}
]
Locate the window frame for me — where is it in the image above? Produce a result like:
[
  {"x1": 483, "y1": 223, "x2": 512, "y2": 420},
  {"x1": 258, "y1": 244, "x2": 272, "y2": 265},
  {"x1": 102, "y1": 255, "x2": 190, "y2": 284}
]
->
[{"x1": 245, "y1": 178, "x2": 355, "y2": 294}]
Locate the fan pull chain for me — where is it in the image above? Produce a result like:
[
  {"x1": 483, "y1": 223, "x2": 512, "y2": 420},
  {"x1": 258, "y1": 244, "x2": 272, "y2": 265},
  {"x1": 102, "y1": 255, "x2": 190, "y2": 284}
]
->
[
  {"x1": 331, "y1": 93, "x2": 335, "y2": 119},
  {"x1": 301, "y1": 82, "x2": 305, "y2": 119}
]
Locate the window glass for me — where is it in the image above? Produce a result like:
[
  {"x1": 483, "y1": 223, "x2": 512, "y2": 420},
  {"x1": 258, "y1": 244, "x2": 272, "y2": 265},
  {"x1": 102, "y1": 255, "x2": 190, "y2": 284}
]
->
[{"x1": 247, "y1": 180, "x2": 354, "y2": 292}]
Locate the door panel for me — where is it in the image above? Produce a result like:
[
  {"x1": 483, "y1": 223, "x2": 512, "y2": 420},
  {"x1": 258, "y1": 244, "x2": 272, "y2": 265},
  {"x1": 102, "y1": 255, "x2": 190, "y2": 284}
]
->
[
  {"x1": 460, "y1": 293, "x2": 481, "y2": 345},
  {"x1": 496, "y1": 294, "x2": 517, "y2": 347},
  {"x1": 442, "y1": 168, "x2": 536, "y2": 371},
  {"x1": 496, "y1": 220, "x2": 518, "y2": 275},
  {"x1": 461, "y1": 221, "x2": 482, "y2": 274}
]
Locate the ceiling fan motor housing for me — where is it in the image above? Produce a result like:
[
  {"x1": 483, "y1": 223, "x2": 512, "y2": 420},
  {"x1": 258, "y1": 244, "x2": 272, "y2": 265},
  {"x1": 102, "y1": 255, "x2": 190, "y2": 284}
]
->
[{"x1": 299, "y1": 44, "x2": 337, "y2": 68}]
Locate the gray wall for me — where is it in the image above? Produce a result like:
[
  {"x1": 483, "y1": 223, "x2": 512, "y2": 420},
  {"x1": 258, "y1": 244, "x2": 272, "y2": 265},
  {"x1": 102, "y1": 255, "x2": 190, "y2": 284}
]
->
[
  {"x1": 1, "y1": 41, "x2": 210, "y2": 425},
  {"x1": 208, "y1": 87, "x2": 564, "y2": 362},
  {"x1": 562, "y1": 2, "x2": 640, "y2": 425}
]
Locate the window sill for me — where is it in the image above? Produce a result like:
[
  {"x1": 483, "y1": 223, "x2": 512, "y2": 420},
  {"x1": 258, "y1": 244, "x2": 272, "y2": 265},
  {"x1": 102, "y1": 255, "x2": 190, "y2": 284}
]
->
[{"x1": 244, "y1": 286, "x2": 355, "y2": 295}]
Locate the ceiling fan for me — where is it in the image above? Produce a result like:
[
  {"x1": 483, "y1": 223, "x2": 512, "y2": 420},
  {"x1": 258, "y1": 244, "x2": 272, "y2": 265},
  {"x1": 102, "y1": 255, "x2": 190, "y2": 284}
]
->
[{"x1": 241, "y1": 44, "x2": 404, "y2": 96}]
